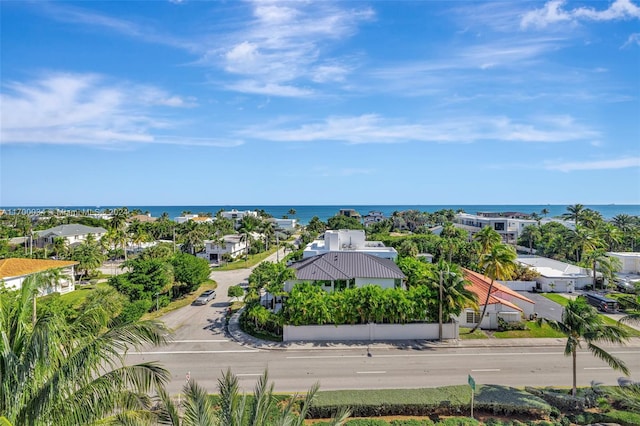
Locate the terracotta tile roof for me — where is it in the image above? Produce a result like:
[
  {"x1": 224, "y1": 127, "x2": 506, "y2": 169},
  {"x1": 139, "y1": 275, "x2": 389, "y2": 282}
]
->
[
  {"x1": 0, "y1": 258, "x2": 78, "y2": 279},
  {"x1": 462, "y1": 268, "x2": 525, "y2": 312}
]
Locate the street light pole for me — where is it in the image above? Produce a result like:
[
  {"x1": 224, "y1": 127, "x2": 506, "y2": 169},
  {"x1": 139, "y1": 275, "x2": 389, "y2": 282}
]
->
[
  {"x1": 439, "y1": 270, "x2": 443, "y2": 342},
  {"x1": 155, "y1": 292, "x2": 159, "y2": 311}
]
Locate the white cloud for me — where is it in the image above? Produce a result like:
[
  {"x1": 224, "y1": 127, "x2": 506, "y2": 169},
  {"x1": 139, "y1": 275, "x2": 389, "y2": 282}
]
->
[
  {"x1": 205, "y1": 1, "x2": 374, "y2": 96},
  {"x1": 0, "y1": 73, "x2": 239, "y2": 147},
  {"x1": 545, "y1": 157, "x2": 640, "y2": 172},
  {"x1": 522, "y1": 0, "x2": 640, "y2": 29},
  {"x1": 622, "y1": 32, "x2": 640, "y2": 48},
  {"x1": 239, "y1": 113, "x2": 599, "y2": 144}
]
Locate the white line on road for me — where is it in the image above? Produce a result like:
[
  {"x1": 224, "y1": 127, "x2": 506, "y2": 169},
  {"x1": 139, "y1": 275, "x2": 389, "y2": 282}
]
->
[
  {"x1": 584, "y1": 367, "x2": 612, "y2": 370},
  {"x1": 171, "y1": 340, "x2": 229, "y2": 343},
  {"x1": 356, "y1": 371, "x2": 386, "y2": 374},
  {"x1": 471, "y1": 369, "x2": 501, "y2": 372},
  {"x1": 125, "y1": 350, "x2": 261, "y2": 355},
  {"x1": 286, "y1": 350, "x2": 640, "y2": 360}
]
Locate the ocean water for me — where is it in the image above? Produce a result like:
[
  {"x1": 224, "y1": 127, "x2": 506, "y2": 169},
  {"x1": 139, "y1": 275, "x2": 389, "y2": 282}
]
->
[{"x1": 3, "y1": 204, "x2": 639, "y2": 225}]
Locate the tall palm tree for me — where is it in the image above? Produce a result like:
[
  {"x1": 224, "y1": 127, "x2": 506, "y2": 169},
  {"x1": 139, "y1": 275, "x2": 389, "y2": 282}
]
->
[
  {"x1": 0, "y1": 276, "x2": 171, "y2": 425},
  {"x1": 571, "y1": 227, "x2": 603, "y2": 263},
  {"x1": 563, "y1": 203, "x2": 585, "y2": 227},
  {"x1": 541, "y1": 208, "x2": 550, "y2": 217},
  {"x1": 426, "y1": 260, "x2": 477, "y2": 341},
  {"x1": 520, "y1": 225, "x2": 541, "y2": 254},
  {"x1": 469, "y1": 243, "x2": 517, "y2": 333},
  {"x1": 581, "y1": 249, "x2": 621, "y2": 290},
  {"x1": 473, "y1": 226, "x2": 502, "y2": 258},
  {"x1": 539, "y1": 298, "x2": 629, "y2": 396},
  {"x1": 110, "y1": 207, "x2": 130, "y2": 260}
]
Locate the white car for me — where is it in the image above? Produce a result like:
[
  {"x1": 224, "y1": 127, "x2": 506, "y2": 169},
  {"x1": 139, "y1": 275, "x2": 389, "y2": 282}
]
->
[{"x1": 194, "y1": 290, "x2": 216, "y2": 305}]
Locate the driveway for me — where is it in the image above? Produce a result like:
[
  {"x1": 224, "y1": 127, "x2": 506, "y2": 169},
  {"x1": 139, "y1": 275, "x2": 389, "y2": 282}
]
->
[{"x1": 517, "y1": 291, "x2": 564, "y2": 322}]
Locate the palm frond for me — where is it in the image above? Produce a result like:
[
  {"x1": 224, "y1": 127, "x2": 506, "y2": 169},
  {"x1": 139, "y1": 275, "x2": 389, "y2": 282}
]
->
[
  {"x1": 587, "y1": 342, "x2": 630, "y2": 376},
  {"x1": 181, "y1": 379, "x2": 216, "y2": 426}
]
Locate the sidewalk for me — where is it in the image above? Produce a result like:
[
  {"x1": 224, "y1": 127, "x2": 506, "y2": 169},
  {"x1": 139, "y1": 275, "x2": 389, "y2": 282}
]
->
[{"x1": 227, "y1": 310, "x2": 640, "y2": 351}]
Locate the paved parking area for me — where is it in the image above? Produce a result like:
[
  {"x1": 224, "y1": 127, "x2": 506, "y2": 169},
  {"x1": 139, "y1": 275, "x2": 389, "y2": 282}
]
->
[{"x1": 517, "y1": 291, "x2": 564, "y2": 322}]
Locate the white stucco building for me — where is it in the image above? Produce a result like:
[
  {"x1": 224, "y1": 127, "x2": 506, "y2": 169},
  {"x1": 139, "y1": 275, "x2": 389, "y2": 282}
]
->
[
  {"x1": 608, "y1": 252, "x2": 640, "y2": 274},
  {"x1": 454, "y1": 212, "x2": 537, "y2": 244},
  {"x1": 269, "y1": 218, "x2": 297, "y2": 231},
  {"x1": 198, "y1": 234, "x2": 247, "y2": 263},
  {"x1": 220, "y1": 209, "x2": 259, "y2": 221},
  {"x1": 516, "y1": 255, "x2": 598, "y2": 292},
  {"x1": 36, "y1": 224, "x2": 107, "y2": 248},
  {"x1": 303, "y1": 229, "x2": 398, "y2": 260},
  {"x1": 0, "y1": 258, "x2": 78, "y2": 295}
]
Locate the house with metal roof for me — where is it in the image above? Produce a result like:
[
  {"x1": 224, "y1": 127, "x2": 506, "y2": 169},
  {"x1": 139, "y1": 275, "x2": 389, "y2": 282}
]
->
[
  {"x1": 0, "y1": 258, "x2": 79, "y2": 295},
  {"x1": 284, "y1": 251, "x2": 406, "y2": 292},
  {"x1": 36, "y1": 224, "x2": 107, "y2": 248},
  {"x1": 456, "y1": 268, "x2": 536, "y2": 330}
]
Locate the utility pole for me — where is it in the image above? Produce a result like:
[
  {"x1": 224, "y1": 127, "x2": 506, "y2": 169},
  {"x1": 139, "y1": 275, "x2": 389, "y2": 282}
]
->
[
  {"x1": 276, "y1": 232, "x2": 280, "y2": 262},
  {"x1": 439, "y1": 269, "x2": 443, "y2": 342},
  {"x1": 173, "y1": 227, "x2": 176, "y2": 254}
]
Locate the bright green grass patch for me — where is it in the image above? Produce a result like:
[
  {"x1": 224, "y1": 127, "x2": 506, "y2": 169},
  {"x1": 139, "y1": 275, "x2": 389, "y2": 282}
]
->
[
  {"x1": 215, "y1": 248, "x2": 279, "y2": 271},
  {"x1": 602, "y1": 409, "x2": 640, "y2": 426},
  {"x1": 459, "y1": 327, "x2": 489, "y2": 339},
  {"x1": 541, "y1": 293, "x2": 569, "y2": 306},
  {"x1": 58, "y1": 282, "x2": 110, "y2": 308},
  {"x1": 493, "y1": 321, "x2": 565, "y2": 338}
]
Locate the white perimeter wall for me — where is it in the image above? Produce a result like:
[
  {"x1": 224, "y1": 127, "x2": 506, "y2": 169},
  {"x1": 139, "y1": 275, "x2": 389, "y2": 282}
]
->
[
  {"x1": 283, "y1": 322, "x2": 458, "y2": 342},
  {"x1": 502, "y1": 281, "x2": 536, "y2": 291}
]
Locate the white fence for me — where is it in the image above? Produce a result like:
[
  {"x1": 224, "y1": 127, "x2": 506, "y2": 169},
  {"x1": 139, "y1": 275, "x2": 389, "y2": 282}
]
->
[{"x1": 283, "y1": 322, "x2": 459, "y2": 342}]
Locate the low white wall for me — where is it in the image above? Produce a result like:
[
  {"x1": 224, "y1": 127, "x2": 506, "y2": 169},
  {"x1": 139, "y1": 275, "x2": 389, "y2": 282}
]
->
[
  {"x1": 283, "y1": 322, "x2": 458, "y2": 342},
  {"x1": 502, "y1": 281, "x2": 536, "y2": 291}
]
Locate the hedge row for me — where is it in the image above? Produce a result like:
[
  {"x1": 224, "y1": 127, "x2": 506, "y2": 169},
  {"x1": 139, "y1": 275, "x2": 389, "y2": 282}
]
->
[{"x1": 309, "y1": 386, "x2": 552, "y2": 419}]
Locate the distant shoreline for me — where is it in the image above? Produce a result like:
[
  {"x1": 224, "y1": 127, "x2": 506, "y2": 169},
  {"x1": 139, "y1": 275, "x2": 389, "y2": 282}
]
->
[{"x1": 2, "y1": 204, "x2": 638, "y2": 225}]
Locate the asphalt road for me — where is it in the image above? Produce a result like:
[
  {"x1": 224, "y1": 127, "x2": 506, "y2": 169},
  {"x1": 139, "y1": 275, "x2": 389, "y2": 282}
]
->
[
  {"x1": 125, "y1": 251, "x2": 640, "y2": 395},
  {"x1": 517, "y1": 291, "x2": 564, "y2": 322}
]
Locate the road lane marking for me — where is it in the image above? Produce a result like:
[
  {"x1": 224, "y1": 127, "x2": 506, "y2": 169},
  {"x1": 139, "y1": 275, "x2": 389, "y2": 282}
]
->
[
  {"x1": 124, "y1": 350, "x2": 261, "y2": 355},
  {"x1": 172, "y1": 340, "x2": 230, "y2": 343},
  {"x1": 584, "y1": 367, "x2": 612, "y2": 370},
  {"x1": 357, "y1": 371, "x2": 386, "y2": 374},
  {"x1": 286, "y1": 350, "x2": 640, "y2": 360},
  {"x1": 471, "y1": 369, "x2": 501, "y2": 372}
]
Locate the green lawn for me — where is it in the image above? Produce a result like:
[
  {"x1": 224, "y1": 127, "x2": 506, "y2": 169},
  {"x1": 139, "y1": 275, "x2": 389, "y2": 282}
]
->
[
  {"x1": 57, "y1": 282, "x2": 110, "y2": 309},
  {"x1": 214, "y1": 247, "x2": 280, "y2": 271},
  {"x1": 493, "y1": 321, "x2": 565, "y2": 338},
  {"x1": 541, "y1": 293, "x2": 569, "y2": 306},
  {"x1": 458, "y1": 327, "x2": 489, "y2": 339},
  {"x1": 143, "y1": 280, "x2": 218, "y2": 320}
]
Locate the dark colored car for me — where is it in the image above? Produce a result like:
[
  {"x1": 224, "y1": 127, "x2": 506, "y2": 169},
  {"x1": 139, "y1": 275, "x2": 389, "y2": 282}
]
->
[
  {"x1": 616, "y1": 280, "x2": 638, "y2": 294},
  {"x1": 193, "y1": 290, "x2": 216, "y2": 305}
]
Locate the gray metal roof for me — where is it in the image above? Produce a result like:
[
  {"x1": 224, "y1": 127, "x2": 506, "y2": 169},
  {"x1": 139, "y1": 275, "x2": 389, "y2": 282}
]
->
[
  {"x1": 37, "y1": 224, "x2": 107, "y2": 237},
  {"x1": 290, "y1": 251, "x2": 406, "y2": 281}
]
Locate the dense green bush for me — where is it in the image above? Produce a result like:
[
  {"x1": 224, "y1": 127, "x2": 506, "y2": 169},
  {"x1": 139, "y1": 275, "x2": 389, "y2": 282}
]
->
[
  {"x1": 171, "y1": 252, "x2": 210, "y2": 295},
  {"x1": 497, "y1": 317, "x2": 526, "y2": 331}
]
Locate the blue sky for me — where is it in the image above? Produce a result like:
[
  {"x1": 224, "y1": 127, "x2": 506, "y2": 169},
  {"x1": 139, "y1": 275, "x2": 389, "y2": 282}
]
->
[{"x1": 1, "y1": 0, "x2": 639, "y2": 206}]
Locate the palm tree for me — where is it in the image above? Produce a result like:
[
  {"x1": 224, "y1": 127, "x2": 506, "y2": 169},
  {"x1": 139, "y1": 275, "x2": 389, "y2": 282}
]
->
[
  {"x1": 29, "y1": 270, "x2": 63, "y2": 325},
  {"x1": 520, "y1": 225, "x2": 541, "y2": 254},
  {"x1": 0, "y1": 276, "x2": 171, "y2": 425},
  {"x1": 156, "y1": 369, "x2": 349, "y2": 426},
  {"x1": 581, "y1": 249, "x2": 621, "y2": 290},
  {"x1": 541, "y1": 208, "x2": 550, "y2": 217},
  {"x1": 473, "y1": 226, "x2": 501, "y2": 258},
  {"x1": 563, "y1": 203, "x2": 585, "y2": 227},
  {"x1": 110, "y1": 207, "x2": 130, "y2": 260},
  {"x1": 469, "y1": 243, "x2": 517, "y2": 334},
  {"x1": 571, "y1": 227, "x2": 603, "y2": 263},
  {"x1": 71, "y1": 234, "x2": 106, "y2": 282},
  {"x1": 426, "y1": 260, "x2": 477, "y2": 341},
  {"x1": 538, "y1": 298, "x2": 629, "y2": 396}
]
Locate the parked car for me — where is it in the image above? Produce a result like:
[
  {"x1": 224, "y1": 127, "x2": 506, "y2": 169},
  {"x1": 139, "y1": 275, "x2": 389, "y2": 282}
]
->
[
  {"x1": 193, "y1": 290, "x2": 216, "y2": 305},
  {"x1": 615, "y1": 279, "x2": 638, "y2": 294}
]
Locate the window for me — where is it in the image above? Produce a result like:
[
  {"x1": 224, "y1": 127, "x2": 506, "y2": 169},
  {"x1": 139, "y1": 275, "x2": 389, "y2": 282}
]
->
[
  {"x1": 494, "y1": 223, "x2": 505, "y2": 231},
  {"x1": 466, "y1": 311, "x2": 480, "y2": 323}
]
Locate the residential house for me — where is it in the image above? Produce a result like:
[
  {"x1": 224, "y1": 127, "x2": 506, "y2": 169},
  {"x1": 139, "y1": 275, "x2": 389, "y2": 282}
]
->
[
  {"x1": 338, "y1": 208, "x2": 361, "y2": 219},
  {"x1": 0, "y1": 258, "x2": 79, "y2": 295},
  {"x1": 363, "y1": 211, "x2": 386, "y2": 226},
  {"x1": 128, "y1": 214, "x2": 157, "y2": 223},
  {"x1": 303, "y1": 229, "x2": 398, "y2": 260},
  {"x1": 607, "y1": 252, "x2": 640, "y2": 274},
  {"x1": 457, "y1": 268, "x2": 536, "y2": 329},
  {"x1": 269, "y1": 218, "x2": 297, "y2": 231},
  {"x1": 284, "y1": 251, "x2": 406, "y2": 292},
  {"x1": 36, "y1": 224, "x2": 107, "y2": 248},
  {"x1": 516, "y1": 255, "x2": 598, "y2": 292},
  {"x1": 174, "y1": 214, "x2": 213, "y2": 224},
  {"x1": 198, "y1": 234, "x2": 247, "y2": 263},
  {"x1": 454, "y1": 212, "x2": 537, "y2": 244},
  {"x1": 220, "y1": 209, "x2": 259, "y2": 221}
]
